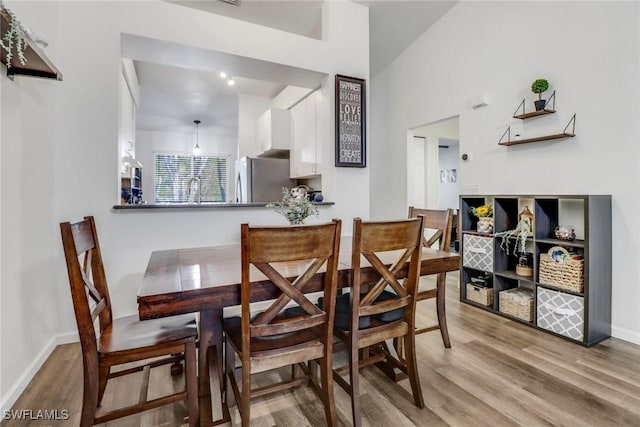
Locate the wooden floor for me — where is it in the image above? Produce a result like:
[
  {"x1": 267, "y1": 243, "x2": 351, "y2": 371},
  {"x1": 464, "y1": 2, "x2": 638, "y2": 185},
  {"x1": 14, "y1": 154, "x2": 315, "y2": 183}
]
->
[{"x1": 3, "y1": 272, "x2": 640, "y2": 426}]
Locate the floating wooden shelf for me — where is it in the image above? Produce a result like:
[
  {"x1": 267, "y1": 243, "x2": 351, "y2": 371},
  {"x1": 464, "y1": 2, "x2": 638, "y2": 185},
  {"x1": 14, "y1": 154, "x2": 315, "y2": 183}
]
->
[
  {"x1": 499, "y1": 113, "x2": 576, "y2": 146},
  {"x1": 499, "y1": 132, "x2": 575, "y2": 146},
  {"x1": 513, "y1": 109, "x2": 556, "y2": 119},
  {"x1": 0, "y1": 9, "x2": 62, "y2": 81}
]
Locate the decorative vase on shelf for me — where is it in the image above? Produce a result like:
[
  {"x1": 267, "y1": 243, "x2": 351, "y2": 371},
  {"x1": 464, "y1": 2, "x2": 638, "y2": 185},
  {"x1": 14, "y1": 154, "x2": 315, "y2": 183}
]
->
[
  {"x1": 477, "y1": 217, "x2": 494, "y2": 234},
  {"x1": 519, "y1": 205, "x2": 534, "y2": 233},
  {"x1": 516, "y1": 252, "x2": 534, "y2": 277},
  {"x1": 554, "y1": 225, "x2": 576, "y2": 241}
]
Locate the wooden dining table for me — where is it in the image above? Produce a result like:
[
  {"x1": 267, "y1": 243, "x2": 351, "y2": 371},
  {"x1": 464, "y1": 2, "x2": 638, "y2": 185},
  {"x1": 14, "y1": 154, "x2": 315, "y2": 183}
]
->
[{"x1": 137, "y1": 241, "x2": 460, "y2": 426}]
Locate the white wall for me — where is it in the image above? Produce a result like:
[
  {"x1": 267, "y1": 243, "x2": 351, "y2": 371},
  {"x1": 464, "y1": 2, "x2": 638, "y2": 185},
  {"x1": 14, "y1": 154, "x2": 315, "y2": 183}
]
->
[
  {"x1": 0, "y1": 30, "x2": 3, "y2": 400},
  {"x1": 136, "y1": 130, "x2": 237, "y2": 203},
  {"x1": 118, "y1": 71, "x2": 135, "y2": 161},
  {"x1": 406, "y1": 136, "x2": 426, "y2": 209},
  {"x1": 0, "y1": 0, "x2": 62, "y2": 409},
  {"x1": 0, "y1": 0, "x2": 368, "y2": 412},
  {"x1": 371, "y1": 1, "x2": 640, "y2": 344}
]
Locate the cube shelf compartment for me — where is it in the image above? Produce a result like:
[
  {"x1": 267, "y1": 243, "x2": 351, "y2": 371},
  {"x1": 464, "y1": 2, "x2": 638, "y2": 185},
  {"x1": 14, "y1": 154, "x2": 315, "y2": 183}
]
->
[{"x1": 459, "y1": 194, "x2": 611, "y2": 346}]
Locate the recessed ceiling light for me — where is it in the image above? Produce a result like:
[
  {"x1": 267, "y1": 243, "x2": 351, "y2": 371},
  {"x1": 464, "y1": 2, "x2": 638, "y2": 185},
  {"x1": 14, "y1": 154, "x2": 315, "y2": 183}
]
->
[
  {"x1": 227, "y1": 79, "x2": 235, "y2": 86},
  {"x1": 220, "y1": 72, "x2": 227, "y2": 79}
]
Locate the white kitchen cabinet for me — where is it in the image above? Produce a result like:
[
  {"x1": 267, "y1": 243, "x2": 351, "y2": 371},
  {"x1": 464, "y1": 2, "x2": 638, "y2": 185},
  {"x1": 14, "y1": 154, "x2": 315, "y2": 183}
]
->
[
  {"x1": 290, "y1": 91, "x2": 321, "y2": 178},
  {"x1": 256, "y1": 108, "x2": 292, "y2": 157}
]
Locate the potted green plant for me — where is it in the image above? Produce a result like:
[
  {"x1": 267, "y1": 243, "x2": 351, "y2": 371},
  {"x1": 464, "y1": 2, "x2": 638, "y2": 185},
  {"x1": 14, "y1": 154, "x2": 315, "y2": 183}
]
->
[
  {"x1": 0, "y1": 1, "x2": 27, "y2": 67},
  {"x1": 531, "y1": 78, "x2": 550, "y2": 111}
]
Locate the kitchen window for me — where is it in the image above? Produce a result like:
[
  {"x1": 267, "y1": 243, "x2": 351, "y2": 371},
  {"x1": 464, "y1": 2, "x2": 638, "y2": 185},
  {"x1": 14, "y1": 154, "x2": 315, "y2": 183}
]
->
[{"x1": 154, "y1": 153, "x2": 227, "y2": 203}]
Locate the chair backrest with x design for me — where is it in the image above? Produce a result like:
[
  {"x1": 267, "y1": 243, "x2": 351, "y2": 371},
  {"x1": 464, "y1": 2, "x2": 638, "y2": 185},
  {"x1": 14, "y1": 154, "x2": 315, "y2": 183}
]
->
[
  {"x1": 240, "y1": 220, "x2": 342, "y2": 354},
  {"x1": 408, "y1": 207, "x2": 453, "y2": 252},
  {"x1": 350, "y1": 217, "x2": 424, "y2": 339},
  {"x1": 60, "y1": 216, "x2": 114, "y2": 357}
]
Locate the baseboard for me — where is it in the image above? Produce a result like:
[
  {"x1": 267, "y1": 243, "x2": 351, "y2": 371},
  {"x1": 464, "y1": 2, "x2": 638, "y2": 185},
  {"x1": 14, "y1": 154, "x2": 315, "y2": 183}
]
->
[
  {"x1": 56, "y1": 331, "x2": 79, "y2": 345},
  {"x1": 611, "y1": 326, "x2": 640, "y2": 346},
  {"x1": 0, "y1": 331, "x2": 79, "y2": 414}
]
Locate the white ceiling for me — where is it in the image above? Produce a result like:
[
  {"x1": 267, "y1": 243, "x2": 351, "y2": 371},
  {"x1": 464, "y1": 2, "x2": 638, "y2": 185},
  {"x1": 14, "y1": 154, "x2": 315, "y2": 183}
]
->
[
  {"x1": 354, "y1": 0, "x2": 457, "y2": 75},
  {"x1": 134, "y1": 61, "x2": 286, "y2": 136},
  {"x1": 133, "y1": 1, "x2": 456, "y2": 135}
]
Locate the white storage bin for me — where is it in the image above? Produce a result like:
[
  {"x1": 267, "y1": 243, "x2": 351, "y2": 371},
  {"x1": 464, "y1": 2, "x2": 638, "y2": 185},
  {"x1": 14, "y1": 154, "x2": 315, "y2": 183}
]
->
[
  {"x1": 537, "y1": 287, "x2": 584, "y2": 341},
  {"x1": 462, "y1": 234, "x2": 494, "y2": 272}
]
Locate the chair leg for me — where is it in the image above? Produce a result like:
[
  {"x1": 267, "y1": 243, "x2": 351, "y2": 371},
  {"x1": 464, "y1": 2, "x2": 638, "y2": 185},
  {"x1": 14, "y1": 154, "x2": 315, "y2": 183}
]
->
[
  {"x1": 348, "y1": 344, "x2": 362, "y2": 427},
  {"x1": 393, "y1": 336, "x2": 405, "y2": 363},
  {"x1": 81, "y1": 363, "x2": 99, "y2": 427},
  {"x1": 97, "y1": 366, "x2": 110, "y2": 406},
  {"x1": 403, "y1": 333, "x2": 425, "y2": 408},
  {"x1": 184, "y1": 342, "x2": 199, "y2": 427},
  {"x1": 240, "y1": 360, "x2": 251, "y2": 427},
  {"x1": 319, "y1": 355, "x2": 337, "y2": 427},
  {"x1": 291, "y1": 363, "x2": 304, "y2": 381},
  {"x1": 225, "y1": 340, "x2": 237, "y2": 408},
  {"x1": 436, "y1": 273, "x2": 451, "y2": 348}
]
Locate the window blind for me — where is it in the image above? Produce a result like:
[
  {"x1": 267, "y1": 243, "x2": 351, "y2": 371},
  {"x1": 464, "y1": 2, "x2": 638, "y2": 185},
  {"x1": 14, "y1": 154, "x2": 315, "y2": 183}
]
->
[{"x1": 154, "y1": 153, "x2": 227, "y2": 203}]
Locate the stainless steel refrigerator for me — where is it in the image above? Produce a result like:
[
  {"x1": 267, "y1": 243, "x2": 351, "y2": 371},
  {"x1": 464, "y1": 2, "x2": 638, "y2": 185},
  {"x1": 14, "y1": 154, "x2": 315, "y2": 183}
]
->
[{"x1": 235, "y1": 157, "x2": 294, "y2": 203}]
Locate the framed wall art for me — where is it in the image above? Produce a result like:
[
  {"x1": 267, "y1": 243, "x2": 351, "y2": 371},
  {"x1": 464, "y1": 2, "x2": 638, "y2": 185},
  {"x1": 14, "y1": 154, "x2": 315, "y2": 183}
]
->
[{"x1": 335, "y1": 74, "x2": 366, "y2": 167}]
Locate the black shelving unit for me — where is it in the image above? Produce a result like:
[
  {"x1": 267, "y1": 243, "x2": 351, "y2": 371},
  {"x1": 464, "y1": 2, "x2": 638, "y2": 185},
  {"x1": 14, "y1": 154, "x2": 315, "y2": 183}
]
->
[{"x1": 459, "y1": 194, "x2": 612, "y2": 347}]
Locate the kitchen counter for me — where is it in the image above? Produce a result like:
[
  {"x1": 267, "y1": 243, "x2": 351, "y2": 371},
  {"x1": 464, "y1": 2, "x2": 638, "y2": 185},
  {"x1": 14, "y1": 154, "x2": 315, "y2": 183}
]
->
[{"x1": 112, "y1": 201, "x2": 335, "y2": 210}]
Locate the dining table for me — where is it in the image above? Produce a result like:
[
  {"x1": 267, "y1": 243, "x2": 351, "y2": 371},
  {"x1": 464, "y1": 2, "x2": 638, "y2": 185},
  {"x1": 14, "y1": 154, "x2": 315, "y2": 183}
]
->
[{"x1": 137, "y1": 241, "x2": 460, "y2": 426}]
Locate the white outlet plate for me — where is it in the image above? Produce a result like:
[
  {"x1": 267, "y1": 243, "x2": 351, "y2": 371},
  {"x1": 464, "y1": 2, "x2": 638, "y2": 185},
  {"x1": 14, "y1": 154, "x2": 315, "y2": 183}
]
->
[{"x1": 462, "y1": 184, "x2": 479, "y2": 194}]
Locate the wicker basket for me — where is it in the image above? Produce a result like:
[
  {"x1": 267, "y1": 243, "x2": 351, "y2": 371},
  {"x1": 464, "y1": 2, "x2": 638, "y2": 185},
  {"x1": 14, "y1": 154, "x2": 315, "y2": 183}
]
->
[
  {"x1": 466, "y1": 283, "x2": 493, "y2": 306},
  {"x1": 499, "y1": 288, "x2": 534, "y2": 321},
  {"x1": 539, "y1": 246, "x2": 584, "y2": 293}
]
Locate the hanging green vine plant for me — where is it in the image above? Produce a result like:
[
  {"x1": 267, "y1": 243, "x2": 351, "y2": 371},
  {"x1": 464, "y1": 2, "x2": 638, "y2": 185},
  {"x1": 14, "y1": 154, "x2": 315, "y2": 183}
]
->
[{"x1": 0, "y1": 2, "x2": 27, "y2": 67}]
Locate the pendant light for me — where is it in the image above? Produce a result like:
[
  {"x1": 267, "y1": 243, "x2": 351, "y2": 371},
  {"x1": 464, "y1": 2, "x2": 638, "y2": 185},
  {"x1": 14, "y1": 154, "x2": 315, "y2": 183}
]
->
[{"x1": 193, "y1": 120, "x2": 201, "y2": 155}]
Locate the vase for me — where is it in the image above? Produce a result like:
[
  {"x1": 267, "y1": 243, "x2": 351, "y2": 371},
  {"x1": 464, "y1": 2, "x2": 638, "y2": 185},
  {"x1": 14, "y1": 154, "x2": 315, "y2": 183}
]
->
[
  {"x1": 516, "y1": 252, "x2": 533, "y2": 277},
  {"x1": 477, "y1": 217, "x2": 493, "y2": 233},
  {"x1": 519, "y1": 205, "x2": 534, "y2": 233}
]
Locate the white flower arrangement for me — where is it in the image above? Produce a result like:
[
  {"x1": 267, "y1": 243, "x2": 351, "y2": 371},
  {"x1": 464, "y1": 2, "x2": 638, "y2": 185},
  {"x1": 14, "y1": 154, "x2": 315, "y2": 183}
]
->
[
  {"x1": 266, "y1": 187, "x2": 319, "y2": 225},
  {"x1": 494, "y1": 218, "x2": 530, "y2": 255},
  {"x1": 0, "y1": 2, "x2": 27, "y2": 67}
]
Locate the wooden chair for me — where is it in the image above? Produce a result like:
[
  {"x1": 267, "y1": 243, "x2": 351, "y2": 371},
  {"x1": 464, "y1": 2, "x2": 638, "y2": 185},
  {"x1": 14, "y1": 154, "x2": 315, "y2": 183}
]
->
[
  {"x1": 333, "y1": 217, "x2": 425, "y2": 427},
  {"x1": 408, "y1": 206, "x2": 454, "y2": 348},
  {"x1": 223, "y1": 220, "x2": 342, "y2": 427},
  {"x1": 60, "y1": 216, "x2": 198, "y2": 426}
]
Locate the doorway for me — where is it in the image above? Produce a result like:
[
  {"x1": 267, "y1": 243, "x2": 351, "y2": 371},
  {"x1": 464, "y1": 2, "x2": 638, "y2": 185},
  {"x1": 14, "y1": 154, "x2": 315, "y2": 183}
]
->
[{"x1": 407, "y1": 116, "x2": 460, "y2": 211}]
